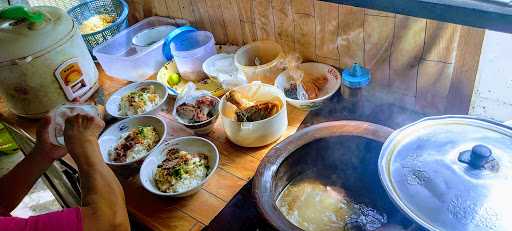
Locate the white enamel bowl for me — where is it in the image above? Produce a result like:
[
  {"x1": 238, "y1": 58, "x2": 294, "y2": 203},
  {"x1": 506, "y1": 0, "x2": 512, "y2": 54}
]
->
[
  {"x1": 219, "y1": 82, "x2": 288, "y2": 147},
  {"x1": 106, "y1": 80, "x2": 168, "y2": 119},
  {"x1": 275, "y1": 62, "x2": 341, "y2": 110},
  {"x1": 139, "y1": 136, "x2": 219, "y2": 197},
  {"x1": 98, "y1": 115, "x2": 167, "y2": 169}
]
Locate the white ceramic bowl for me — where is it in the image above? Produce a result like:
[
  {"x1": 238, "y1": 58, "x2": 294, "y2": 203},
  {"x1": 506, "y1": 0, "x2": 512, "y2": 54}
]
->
[
  {"x1": 106, "y1": 81, "x2": 168, "y2": 118},
  {"x1": 275, "y1": 62, "x2": 341, "y2": 110},
  {"x1": 98, "y1": 115, "x2": 167, "y2": 169},
  {"x1": 139, "y1": 136, "x2": 219, "y2": 197},
  {"x1": 219, "y1": 82, "x2": 288, "y2": 147},
  {"x1": 173, "y1": 96, "x2": 220, "y2": 135}
]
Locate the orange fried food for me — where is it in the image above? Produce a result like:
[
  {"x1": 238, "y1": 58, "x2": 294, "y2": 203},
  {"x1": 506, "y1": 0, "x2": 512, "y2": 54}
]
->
[
  {"x1": 235, "y1": 101, "x2": 280, "y2": 122},
  {"x1": 302, "y1": 74, "x2": 328, "y2": 100}
]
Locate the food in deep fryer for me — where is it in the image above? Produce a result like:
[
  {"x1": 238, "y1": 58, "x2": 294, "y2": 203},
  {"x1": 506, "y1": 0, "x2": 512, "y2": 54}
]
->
[
  {"x1": 79, "y1": 14, "x2": 116, "y2": 34},
  {"x1": 154, "y1": 148, "x2": 209, "y2": 193},
  {"x1": 119, "y1": 86, "x2": 160, "y2": 116},
  {"x1": 225, "y1": 90, "x2": 280, "y2": 122},
  {"x1": 176, "y1": 96, "x2": 218, "y2": 124},
  {"x1": 109, "y1": 126, "x2": 160, "y2": 163}
]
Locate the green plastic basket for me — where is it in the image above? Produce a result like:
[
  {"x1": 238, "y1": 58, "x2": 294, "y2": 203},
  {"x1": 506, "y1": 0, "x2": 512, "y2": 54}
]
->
[{"x1": 67, "y1": 0, "x2": 128, "y2": 53}]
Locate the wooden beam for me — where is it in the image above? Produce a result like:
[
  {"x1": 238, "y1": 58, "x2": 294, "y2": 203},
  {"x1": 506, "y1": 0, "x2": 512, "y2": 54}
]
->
[
  {"x1": 389, "y1": 15, "x2": 426, "y2": 97},
  {"x1": 364, "y1": 14, "x2": 395, "y2": 88},
  {"x1": 254, "y1": 0, "x2": 276, "y2": 40},
  {"x1": 416, "y1": 61, "x2": 454, "y2": 114},
  {"x1": 445, "y1": 27, "x2": 486, "y2": 114},
  {"x1": 338, "y1": 5, "x2": 364, "y2": 68},
  {"x1": 320, "y1": 0, "x2": 512, "y2": 33},
  {"x1": 423, "y1": 20, "x2": 460, "y2": 63},
  {"x1": 315, "y1": 1, "x2": 339, "y2": 60}
]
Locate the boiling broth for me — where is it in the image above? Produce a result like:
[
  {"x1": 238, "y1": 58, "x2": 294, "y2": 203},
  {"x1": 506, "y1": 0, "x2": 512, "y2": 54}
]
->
[
  {"x1": 276, "y1": 173, "x2": 388, "y2": 231},
  {"x1": 277, "y1": 178, "x2": 351, "y2": 231}
]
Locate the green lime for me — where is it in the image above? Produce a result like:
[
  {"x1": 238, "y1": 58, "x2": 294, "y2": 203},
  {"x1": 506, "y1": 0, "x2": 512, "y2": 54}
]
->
[{"x1": 167, "y1": 73, "x2": 181, "y2": 86}]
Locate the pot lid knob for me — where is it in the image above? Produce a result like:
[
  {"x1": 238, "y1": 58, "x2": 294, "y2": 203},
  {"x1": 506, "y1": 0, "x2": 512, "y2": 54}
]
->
[{"x1": 458, "y1": 144, "x2": 499, "y2": 171}]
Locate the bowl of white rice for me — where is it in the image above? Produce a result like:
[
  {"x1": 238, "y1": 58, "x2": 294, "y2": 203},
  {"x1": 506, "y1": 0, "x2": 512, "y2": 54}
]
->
[
  {"x1": 139, "y1": 136, "x2": 219, "y2": 197},
  {"x1": 98, "y1": 115, "x2": 167, "y2": 171},
  {"x1": 106, "y1": 81, "x2": 168, "y2": 119}
]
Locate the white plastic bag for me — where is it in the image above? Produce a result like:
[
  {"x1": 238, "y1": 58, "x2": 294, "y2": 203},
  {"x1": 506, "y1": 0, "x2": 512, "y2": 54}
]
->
[
  {"x1": 48, "y1": 104, "x2": 100, "y2": 146},
  {"x1": 285, "y1": 53, "x2": 308, "y2": 100},
  {"x1": 204, "y1": 54, "x2": 247, "y2": 90},
  {"x1": 216, "y1": 70, "x2": 247, "y2": 90}
]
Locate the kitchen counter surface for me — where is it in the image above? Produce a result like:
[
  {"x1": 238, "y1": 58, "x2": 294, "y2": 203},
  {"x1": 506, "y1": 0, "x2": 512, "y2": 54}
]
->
[
  {"x1": 0, "y1": 64, "x2": 430, "y2": 231},
  {"x1": 0, "y1": 64, "x2": 309, "y2": 231}
]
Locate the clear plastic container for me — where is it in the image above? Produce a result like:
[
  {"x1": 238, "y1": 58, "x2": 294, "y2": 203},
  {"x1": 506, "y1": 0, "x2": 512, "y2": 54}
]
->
[
  {"x1": 93, "y1": 17, "x2": 175, "y2": 82},
  {"x1": 170, "y1": 31, "x2": 216, "y2": 81}
]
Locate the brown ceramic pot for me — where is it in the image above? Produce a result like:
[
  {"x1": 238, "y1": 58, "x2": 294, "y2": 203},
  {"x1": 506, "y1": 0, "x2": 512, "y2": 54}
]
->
[{"x1": 253, "y1": 121, "x2": 417, "y2": 230}]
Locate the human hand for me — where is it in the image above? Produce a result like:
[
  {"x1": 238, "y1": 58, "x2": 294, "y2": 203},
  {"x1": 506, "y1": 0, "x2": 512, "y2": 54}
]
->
[
  {"x1": 63, "y1": 113, "x2": 105, "y2": 157},
  {"x1": 34, "y1": 116, "x2": 68, "y2": 162}
]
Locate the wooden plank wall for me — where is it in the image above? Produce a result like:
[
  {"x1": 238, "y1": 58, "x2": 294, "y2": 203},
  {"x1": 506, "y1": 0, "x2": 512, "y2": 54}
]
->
[{"x1": 133, "y1": 0, "x2": 484, "y2": 115}]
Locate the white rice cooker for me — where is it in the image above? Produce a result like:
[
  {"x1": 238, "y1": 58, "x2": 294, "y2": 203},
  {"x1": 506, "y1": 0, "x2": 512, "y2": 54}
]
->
[{"x1": 0, "y1": 5, "x2": 98, "y2": 118}]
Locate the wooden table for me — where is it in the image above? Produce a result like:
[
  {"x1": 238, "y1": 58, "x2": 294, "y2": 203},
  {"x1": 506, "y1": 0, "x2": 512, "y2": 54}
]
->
[{"x1": 0, "y1": 65, "x2": 308, "y2": 230}]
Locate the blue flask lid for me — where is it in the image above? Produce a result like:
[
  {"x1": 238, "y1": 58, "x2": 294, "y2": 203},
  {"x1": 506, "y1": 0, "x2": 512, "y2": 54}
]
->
[{"x1": 342, "y1": 63, "x2": 371, "y2": 88}]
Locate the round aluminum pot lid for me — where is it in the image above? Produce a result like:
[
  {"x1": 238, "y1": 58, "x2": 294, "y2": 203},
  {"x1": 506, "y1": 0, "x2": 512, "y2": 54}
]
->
[{"x1": 379, "y1": 115, "x2": 512, "y2": 231}]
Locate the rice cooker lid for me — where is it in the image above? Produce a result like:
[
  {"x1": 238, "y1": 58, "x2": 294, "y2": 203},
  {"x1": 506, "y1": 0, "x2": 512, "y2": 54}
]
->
[
  {"x1": 379, "y1": 115, "x2": 512, "y2": 231},
  {"x1": 0, "y1": 5, "x2": 74, "y2": 63}
]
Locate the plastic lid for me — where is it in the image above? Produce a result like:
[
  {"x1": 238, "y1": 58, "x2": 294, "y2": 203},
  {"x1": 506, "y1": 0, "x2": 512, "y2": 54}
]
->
[
  {"x1": 0, "y1": 6, "x2": 74, "y2": 63},
  {"x1": 162, "y1": 26, "x2": 197, "y2": 61},
  {"x1": 342, "y1": 63, "x2": 371, "y2": 88},
  {"x1": 379, "y1": 116, "x2": 512, "y2": 231}
]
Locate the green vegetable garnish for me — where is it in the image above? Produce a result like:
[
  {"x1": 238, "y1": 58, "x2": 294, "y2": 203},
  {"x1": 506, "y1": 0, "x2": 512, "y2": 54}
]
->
[{"x1": 172, "y1": 165, "x2": 186, "y2": 179}]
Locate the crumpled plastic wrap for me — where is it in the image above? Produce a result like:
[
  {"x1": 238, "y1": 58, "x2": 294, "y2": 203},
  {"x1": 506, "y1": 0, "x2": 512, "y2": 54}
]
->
[{"x1": 284, "y1": 53, "x2": 309, "y2": 100}]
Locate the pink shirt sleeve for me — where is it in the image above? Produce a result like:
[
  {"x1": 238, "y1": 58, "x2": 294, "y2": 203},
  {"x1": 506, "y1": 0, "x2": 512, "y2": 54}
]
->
[{"x1": 0, "y1": 208, "x2": 82, "y2": 231}]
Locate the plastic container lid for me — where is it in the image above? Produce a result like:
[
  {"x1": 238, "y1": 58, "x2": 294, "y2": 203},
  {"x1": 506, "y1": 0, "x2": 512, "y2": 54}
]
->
[
  {"x1": 342, "y1": 63, "x2": 371, "y2": 88},
  {"x1": 162, "y1": 26, "x2": 197, "y2": 60}
]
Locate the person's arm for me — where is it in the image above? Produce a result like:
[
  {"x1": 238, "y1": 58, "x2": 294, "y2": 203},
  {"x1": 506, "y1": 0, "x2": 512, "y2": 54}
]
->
[
  {"x1": 0, "y1": 117, "x2": 67, "y2": 215},
  {"x1": 63, "y1": 114, "x2": 130, "y2": 231}
]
